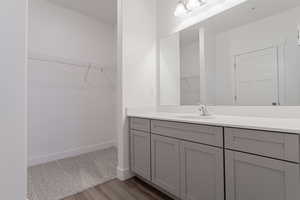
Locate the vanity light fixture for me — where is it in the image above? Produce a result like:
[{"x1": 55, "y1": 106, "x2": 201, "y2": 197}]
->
[
  {"x1": 174, "y1": 0, "x2": 206, "y2": 17},
  {"x1": 174, "y1": 1, "x2": 189, "y2": 17},
  {"x1": 186, "y1": 0, "x2": 205, "y2": 10}
]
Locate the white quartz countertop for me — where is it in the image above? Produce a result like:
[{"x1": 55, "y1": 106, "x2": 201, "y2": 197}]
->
[{"x1": 127, "y1": 111, "x2": 300, "y2": 134}]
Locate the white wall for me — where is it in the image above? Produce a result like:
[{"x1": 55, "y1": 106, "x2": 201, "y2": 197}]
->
[
  {"x1": 28, "y1": 0, "x2": 117, "y2": 165},
  {"x1": 215, "y1": 6, "x2": 300, "y2": 105},
  {"x1": 0, "y1": 0, "x2": 27, "y2": 199},
  {"x1": 160, "y1": 34, "x2": 181, "y2": 105},
  {"x1": 117, "y1": 0, "x2": 157, "y2": 180}
]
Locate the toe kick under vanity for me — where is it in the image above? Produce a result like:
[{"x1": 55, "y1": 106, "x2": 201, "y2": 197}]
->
[{"x1": 128, "y1": 116, "x2": 300, "y2": 200}]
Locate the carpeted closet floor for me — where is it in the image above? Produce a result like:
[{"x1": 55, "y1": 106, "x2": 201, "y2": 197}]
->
[{"x1": 27, "y1": 147, "x2": 117, "y2": 200}]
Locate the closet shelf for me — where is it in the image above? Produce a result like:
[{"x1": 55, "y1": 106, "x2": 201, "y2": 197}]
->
[
  {"x1": 28, "y1": 52, "x2": 105, "y2": 72},
  {"x1": 28, "y1": 52, "x2": 113, "y2": 82}
]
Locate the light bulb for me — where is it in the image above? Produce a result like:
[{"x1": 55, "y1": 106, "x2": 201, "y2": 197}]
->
[
  {"x1": 174, "y1": 1, "x2": 188, "y2": 17},
  {"x1": 186, "y1": 0, "x2": 204, "y2": 10}
]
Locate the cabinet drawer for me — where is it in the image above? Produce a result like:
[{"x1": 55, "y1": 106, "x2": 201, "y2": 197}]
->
[
  {"x1": 130, "y1": 118, "x2": 150, "y2": 132},
  {"x1": 151, "y1": 120, "x2": 223, "y2": 147},
  {"x1": 225, "y1": 128, "x2": 300, "y2": 163}
]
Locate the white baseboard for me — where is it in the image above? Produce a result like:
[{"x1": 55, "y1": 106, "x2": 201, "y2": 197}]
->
[
  {"x1": 29, "y1": 141, "x2": 117, "y2": 166},
  {"x1": 117, "y1": 166, "x2": 134, "y2": 181}
]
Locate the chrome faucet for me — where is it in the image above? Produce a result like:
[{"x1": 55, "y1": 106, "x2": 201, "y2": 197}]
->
[{"x1": 198, "y1": 104, "x2": 210, "y2": 116}]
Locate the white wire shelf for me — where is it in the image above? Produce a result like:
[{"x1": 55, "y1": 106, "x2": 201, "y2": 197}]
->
[{"x1": 28, "y1": 52, "x2": 104, "y2": 72}]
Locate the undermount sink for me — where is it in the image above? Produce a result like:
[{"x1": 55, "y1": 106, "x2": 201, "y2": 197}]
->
[{"x1": 177, "y1": 114, "x2": 215, "y2": 119}]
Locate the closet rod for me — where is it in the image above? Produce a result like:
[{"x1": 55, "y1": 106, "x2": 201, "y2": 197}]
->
[{"x1": 28, "y1": 52, "x2": 104, "y2": 71}]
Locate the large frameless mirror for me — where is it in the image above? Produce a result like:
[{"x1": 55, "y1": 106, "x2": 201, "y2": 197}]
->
[{"x1": 159, "y1": 0, "x2": 300, "y2": 106}]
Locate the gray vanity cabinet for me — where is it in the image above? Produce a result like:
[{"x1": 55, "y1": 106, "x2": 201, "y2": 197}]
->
[
  {"x1": 151, "y1": 135, "x2": 224, "y2": 200},
  {"x1": 150, "y1": 120, "x2": 224, "y2": 200},
  {"x1": 130, "y1": 130, "x2": 151, "y2": 181},
  {"x1": 181, "y1": 141, "x2": 224, "y2": 200},
  {"x1": 225, "y1": 128, "x2": 300, "y2": 200},
  {"x1": 130, "y1": 118, "x2": 151, "y2": 181},
  {"x1": 226, "y1": 151, "x2": 300, "y2": 200},
  {"x1": 130, "y1": 117, "x2": 300, "y2": 200},
  {"x1": 151, "y1": 134, "x2": 181, "y2": 197}
]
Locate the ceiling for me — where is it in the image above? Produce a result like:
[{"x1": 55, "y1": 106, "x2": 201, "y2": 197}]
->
[
  {"x1": 49, "y1": 0, "x2": 117, "y2": 24},
  {"x1": 175, "y1": 0, "x2": 300, "y2": 48},
  {"x1": 199, "y1": 0, "x2": 300, "y2": 33}
]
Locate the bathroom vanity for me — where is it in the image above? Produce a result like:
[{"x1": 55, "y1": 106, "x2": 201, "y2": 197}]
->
[
  {"x1": 132, "y1": 5, "x2": 300, "y2": 197},
  {"x1": 127, "y1": 0, "x2": 300, "y2": 199},
  {"x1": 129, "y1": 115, "x2": 300, "y2": 200}
]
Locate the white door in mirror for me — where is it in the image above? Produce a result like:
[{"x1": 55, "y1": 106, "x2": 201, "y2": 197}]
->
[{"x1": 234, "y1": 47, "x2": 278, "y2": 106}]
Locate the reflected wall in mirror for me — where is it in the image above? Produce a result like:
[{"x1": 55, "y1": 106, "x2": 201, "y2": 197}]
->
[
  {"x1": 180, "y1": 29, "x2": 200, "y2": 105},
  {"x1": 159, "y1": 28, "x2": 201, "y2": 106},
  {"x1": 159, "y1": 0, "x2": 300, "y2": 106}
]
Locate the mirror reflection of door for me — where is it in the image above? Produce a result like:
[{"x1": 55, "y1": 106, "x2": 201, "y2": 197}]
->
[{"x1": 234, "y1": 47, "x2": 279, "y2": 106}]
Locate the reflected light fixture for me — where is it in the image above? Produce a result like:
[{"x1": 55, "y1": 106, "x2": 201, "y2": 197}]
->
[
  {"x1": 174, "y1": 0, "x2": 207, "y2": 17},
  {"x1": 174, "y1": 1, "x2": 188, "y2": 17},
  {"x1": 187, "y1": 0, "x2": 204, "y2": 10}
]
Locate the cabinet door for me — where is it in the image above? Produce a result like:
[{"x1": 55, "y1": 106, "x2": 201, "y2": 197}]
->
[
  {"x1": 226, "y1": 151, "x2": 300, "y2": 200},
  {"x1": 130, "y1": 130, "x2": 151, "y2": 180},
  {"x1": 151, "y1": 134, "x2": 181, "y2": 197},
  {"x1": 181, "y1": 141, "x2": 224, "y2": 200}
]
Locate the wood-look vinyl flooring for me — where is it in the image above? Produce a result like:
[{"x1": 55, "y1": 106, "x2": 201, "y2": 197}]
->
[{"x1": 61, "y1": 178, "x2": 173, "y2": 200}]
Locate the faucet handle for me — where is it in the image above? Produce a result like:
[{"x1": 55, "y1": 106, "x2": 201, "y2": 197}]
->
[
  {"x1": 198, "y1": 103, "x2": 207, "y2": 108},
  {"x1": 198, "y1": 104, "x2": 210, "y2": 116}
]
